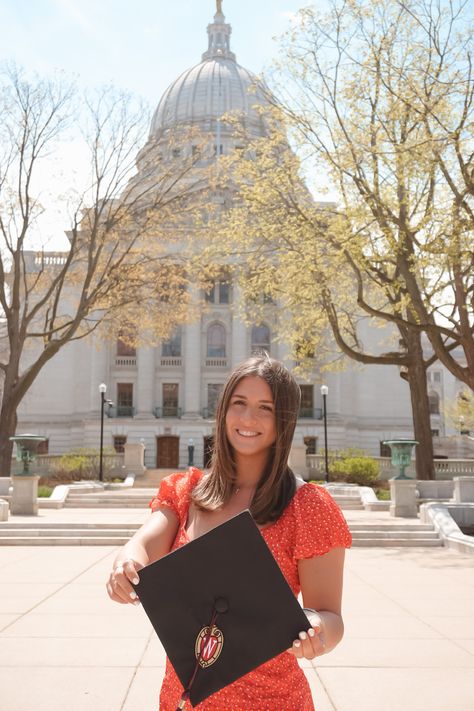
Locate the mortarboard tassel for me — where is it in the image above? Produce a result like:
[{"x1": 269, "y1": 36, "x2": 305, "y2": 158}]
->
[{"x1": 175, "y1": 599, "x2": 228, "y2": 711}]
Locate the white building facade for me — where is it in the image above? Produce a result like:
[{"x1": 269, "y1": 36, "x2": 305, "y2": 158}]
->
[{"x1": 15, "y1": 5, "x2": 467, "y2": 469}]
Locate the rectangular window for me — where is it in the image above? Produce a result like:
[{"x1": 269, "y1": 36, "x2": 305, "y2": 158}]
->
[
  {"x1": 380, "y1": 441, "x2": 391, "y2": 457},
  {"x1": 162, "y1": 383, "x2": 179, "y2": 417},
  {"x1": 430, "y1": 429, "x2": 439, "y2": 438},
  {"x1": 219, "y1": 280, "x2": 230, "y2": 304},
  {"x1": 162, "y1": 330, "x2": 181, "y2": 357},
  {"x1": 433, "y1": 371, "x2": 441, "y2": 383},
  {"x1": 117, "y1": 383, "x2": 133, "y2": 416},
  {"x1": 304, "y1": 436, "x2": 317, "y2": 455},
  {"x1": 117, "y1": 338, "x2": 136, "y2": 357},
  {"x1": 208, "y1": 383, "x2": 223, "y2": 416},
  {"x1": 113, "y1": 436, "x2": 127, "y2": 453},
  {"x1": 37, "y1": 439, "x2": 49, "y2": 455},
  {"x1": 205, "y1": 284, "x2": 216, "y2": 303},
  {"x1": 299, "y1": 385, "x2": 314, "y2": 418}
]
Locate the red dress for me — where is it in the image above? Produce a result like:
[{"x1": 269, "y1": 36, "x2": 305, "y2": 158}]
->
[{"x1": 149, "y1": 468, "x2": 352, "y2": 711}]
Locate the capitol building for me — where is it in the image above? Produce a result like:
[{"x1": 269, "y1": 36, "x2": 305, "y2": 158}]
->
[{"x1": 15, "y1": 4, "x2": 462, "y2": 469}]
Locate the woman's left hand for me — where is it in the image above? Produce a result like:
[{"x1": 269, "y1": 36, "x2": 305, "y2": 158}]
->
[{"x1": 289, "y1": 609, "x2": 326, "y2": 659}]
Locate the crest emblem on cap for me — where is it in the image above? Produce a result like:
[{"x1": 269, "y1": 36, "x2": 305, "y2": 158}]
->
[{"x1": 195, "y1": 625, "x2": 224, "y2": 668}]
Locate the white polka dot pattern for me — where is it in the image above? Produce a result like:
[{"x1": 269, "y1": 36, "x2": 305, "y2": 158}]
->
[{"x1": 150, "y1": 469, "x2": 352, "y2": 710}]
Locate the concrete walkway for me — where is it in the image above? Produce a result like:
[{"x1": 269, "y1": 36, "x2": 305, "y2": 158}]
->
[{"x1": 0, "y1": 508, "x2": 473, "y2": 711}]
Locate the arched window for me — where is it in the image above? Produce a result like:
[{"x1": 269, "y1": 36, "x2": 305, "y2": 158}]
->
[
  {"x1": 251, "y1": 324, "x2": 271, "y2": 355},
  {"x1": 428, "y1": 391, "x2": 440, "y2": 415},
  {"x1": 207, "y1": 323, "x2": 226, "y2": 357}
]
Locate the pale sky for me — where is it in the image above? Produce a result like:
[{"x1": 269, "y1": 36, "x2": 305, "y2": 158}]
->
[
  {"x1": 0, "y1": 0, "x2": 308, "y2": 104},
  {"x1": 0, "y1": 0, "x2": 313, "y2": 247}
]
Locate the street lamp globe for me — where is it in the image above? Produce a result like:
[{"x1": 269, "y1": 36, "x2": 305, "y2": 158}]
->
[
  {"x1": 99, "y1": 383, "x2": 107, "y2": 394},
  {"x1": 320, "y1": 384, "x2": 328, "y2": 396}
]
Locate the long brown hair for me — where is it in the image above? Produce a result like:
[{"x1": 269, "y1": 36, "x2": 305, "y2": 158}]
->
[{"x1": 191, "y1": 355, "x2": 301, "y2": 524}]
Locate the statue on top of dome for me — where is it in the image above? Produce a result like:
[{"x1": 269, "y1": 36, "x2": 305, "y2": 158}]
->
[{"x1": 216, "y1": 0, "x2": 223, "y2": 15}]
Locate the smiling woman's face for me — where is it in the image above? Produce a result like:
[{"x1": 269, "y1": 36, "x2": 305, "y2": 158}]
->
[{"x1": 225, "y1": 376, "x2": 277, "y2": 459}]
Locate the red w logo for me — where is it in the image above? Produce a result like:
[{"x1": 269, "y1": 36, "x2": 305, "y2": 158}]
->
[
  {"x1": 201, "y1": 634, "x2": 218, "y2": 661},
  {"x1": 195, "y1": 625, "x2": 224, "y2": 668}
]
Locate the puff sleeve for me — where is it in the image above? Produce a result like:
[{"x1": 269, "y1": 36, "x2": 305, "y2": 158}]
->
[
  {"x1": 148, "y1": 468, "x2": 202, "y2": 522},
  {"x1": 293, "y1": 484, "x2": 352, "y2": 560}
]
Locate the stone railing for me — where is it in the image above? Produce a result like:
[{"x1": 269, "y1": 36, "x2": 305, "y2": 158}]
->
[
  {"x1": 160, "y1": 357, "x2": 182, "y2": 367},
  {"x1": 11, "y1": 453, "x2": 125, "y2": 477},
  {"x1": 432, "y1": 460, "x2": 474, "y2": 478},
  {"x1": 115, "y1": 356, "x2": 137, "y2": 367},
  {"x1": 306, "y1": 454, "x2": 474, "y2": 480},
  {"x1": 205, "y1": 358, "x2": 228, "y2": 368}
]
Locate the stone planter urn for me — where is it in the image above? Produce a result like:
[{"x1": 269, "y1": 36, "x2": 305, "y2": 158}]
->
[
  {"x1": 383, "y1": 439, "x2": 418, "y2": 479},
  {"x1": 9, "y1": 434, "x2": 46, "y2": 515},
  {"x1": 384, "y1": 439, "x2": 419, "y2": 518}
]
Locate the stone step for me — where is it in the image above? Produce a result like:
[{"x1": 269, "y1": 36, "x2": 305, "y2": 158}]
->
[
  {"x1": 0, "y1": 536, "x2": 131, "y2": 545},
  {"x1": 0, "y1": 533, "x2": 443, "y2": 546},
  {"x1": 331, "y1": 496, "x2": 363, "y2": 503},
  {"x1": 351, "y1": 538, "x2": 443, "y2": 547},
  {"x1": 351, "y1": 530, "x2": 439, "y2": 539},
  {"x1": 65, "y1": 495, "x2": 151, "y2": 508},
  {"x1": 0, "y1": 517, "x2": 442, "y2": 546},
  {"x1": 0, "y1": 528, "x2": 139, "y2": 537},
  {"x1": 349, "y1": 523, "x2": 434, "y2": 531},
  {"x1": 0, "y1": 522, "x2": 142, "y2": 530}
]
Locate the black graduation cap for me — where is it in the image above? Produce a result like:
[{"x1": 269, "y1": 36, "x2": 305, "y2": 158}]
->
[{"x1": 132, "y1": 509, "x2": 309, "y2": 709}]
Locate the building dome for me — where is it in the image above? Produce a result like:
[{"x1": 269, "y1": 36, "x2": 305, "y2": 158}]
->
[{"x1": 150, "y1": 5, "x2": 269, "y2": 139}]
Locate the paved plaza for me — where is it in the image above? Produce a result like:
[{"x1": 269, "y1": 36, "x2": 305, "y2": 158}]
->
[{"x1": 0, "y1": 506, "x2": 473, "y2": 711}]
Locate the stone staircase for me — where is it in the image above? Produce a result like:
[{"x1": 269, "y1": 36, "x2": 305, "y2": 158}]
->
[
  {"x1": 0, "y1": 522, "x2": 142, "y2": 545},
  {"x1": 350, "y1": 522, "x2": 442, "y2": 547},
  {"x1": 0, "y1": 481, "x2": 443, "y2": 546},
  {"x1": 64, "y1": 491, "x2": 153, "y2": 508}
]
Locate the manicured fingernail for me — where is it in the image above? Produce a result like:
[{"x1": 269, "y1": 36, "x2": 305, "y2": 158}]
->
[
  {"x1": 130, "y1": 591, "x2": 137, "y2": 600},
  {"x1": 133, "y1": 599, "x2": 141, "y2": 606},
  {"x1": 299, "y1": 632, "x2": 307, "y2": 641},
  {"x1": 132, "y1": 577, "x2": 139, "y2": 584},
  {"x1": 308, "y1": 628, "x2": 315, "y2": 638},
  {"x1": 294, "y1": 641, "x2": 301, "y2": 648}
]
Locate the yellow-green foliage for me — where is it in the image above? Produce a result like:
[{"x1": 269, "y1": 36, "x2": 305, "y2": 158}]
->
[{"x1": 330, "y1": 454, "x2": 380, "y2": 486}]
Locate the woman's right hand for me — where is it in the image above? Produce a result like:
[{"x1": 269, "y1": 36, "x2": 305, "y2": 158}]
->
[{"x1": 106, "y1": 559, "x2": 144, "y2": 605}]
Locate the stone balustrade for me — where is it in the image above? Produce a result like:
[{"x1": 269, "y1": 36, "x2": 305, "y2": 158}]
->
[{"x1": 306, "y1": 454, "x2": 474, "y2": 480}]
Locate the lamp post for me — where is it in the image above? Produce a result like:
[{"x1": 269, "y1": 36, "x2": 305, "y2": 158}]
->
[
  {"x1": 99, "y1": 383, "x2": 107, "y2": 482},
  {"x1": 320, "y1": 385, "x2": 329, "y2": 483}
]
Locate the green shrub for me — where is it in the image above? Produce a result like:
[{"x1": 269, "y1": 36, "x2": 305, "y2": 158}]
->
[
  {"x1": 375, "y1": 488, "x2": 391, "y2": 501},
  {"x1": 40, "y1": 447, "x2": 116, "y2": 485},
  {"x1": 330, "y1": 456, "x2": 379, "y2": 486},
  {"x1": 38, "y1": 485, "x2": 53, "y2": 498}
]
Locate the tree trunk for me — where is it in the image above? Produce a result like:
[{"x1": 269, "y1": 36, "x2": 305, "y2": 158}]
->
[
  {"x1": 0, "y1": 400, "x2": 18, "y2": 477},
  {"x1": 405, "y1": 333, "x2": 434, "y2": 480}
]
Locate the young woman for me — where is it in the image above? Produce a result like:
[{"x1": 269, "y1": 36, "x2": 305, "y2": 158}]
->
[{"x1": 107, "y1": 355, "x2": 351, "y2": 710}]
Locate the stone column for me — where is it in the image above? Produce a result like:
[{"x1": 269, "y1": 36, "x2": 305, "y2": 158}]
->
[
  {"x1": 231, "y1": 286, "x2": 248, "y2": 366},
  {"x1": 136, "y1": 347, "x2": 155, "y2": 417},
  {"x1": 89, "y1": 335, "x2": 109, "y2": 412},
  {"x1": 389, "y1": 478, "x2": 418, "y2": 518},
  {"x1": 11, "y1": 476, "x2": 39, "y2": 515},
  {"x1": 184, "y1": 290, "x2": 202, "y2": 418}
]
